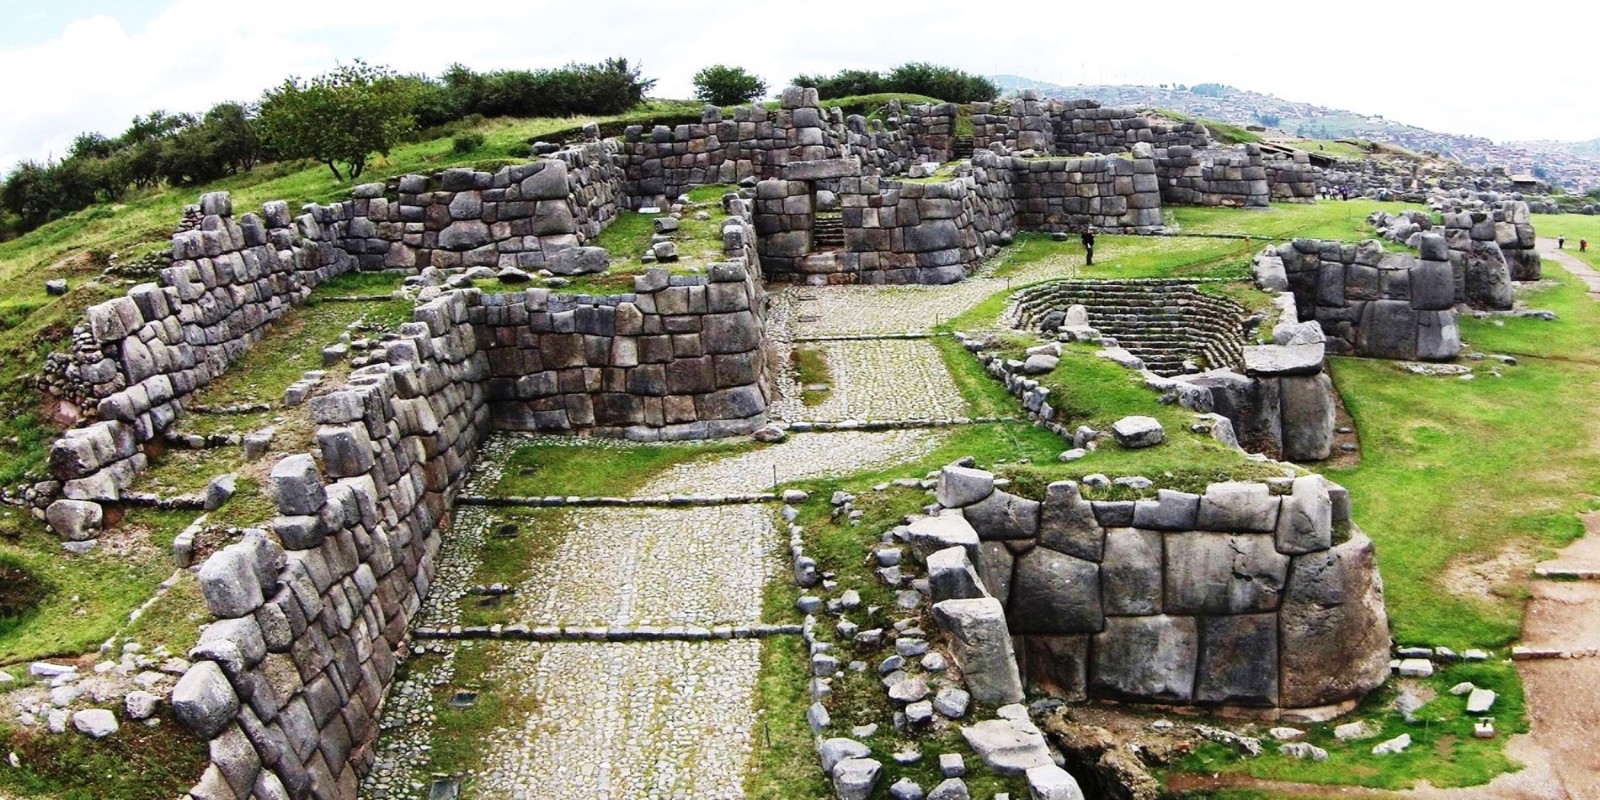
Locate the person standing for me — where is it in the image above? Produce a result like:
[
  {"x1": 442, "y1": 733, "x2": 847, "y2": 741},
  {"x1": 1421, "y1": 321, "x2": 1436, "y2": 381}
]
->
[
  {"x1": 1081, "y1": 226, "x2": 1097, "y2": 266},
  {"x1": 1558, "y1": 235, "x2": 1565, "y2": 249},
  {"x1": 1583, "y1": 239, "x2": 1590, "y2": 253}
]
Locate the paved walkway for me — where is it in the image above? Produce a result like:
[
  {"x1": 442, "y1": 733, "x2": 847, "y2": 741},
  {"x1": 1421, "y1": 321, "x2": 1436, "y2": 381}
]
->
[{"x1": 1537, "y1": 238, "x2": 1600, "y2": 298}]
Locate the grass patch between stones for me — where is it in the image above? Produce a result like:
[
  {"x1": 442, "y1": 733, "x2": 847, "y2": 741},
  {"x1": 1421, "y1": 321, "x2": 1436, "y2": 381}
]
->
[{"x1": 490, "y1": 438, "x2": 757, "y2": 498}]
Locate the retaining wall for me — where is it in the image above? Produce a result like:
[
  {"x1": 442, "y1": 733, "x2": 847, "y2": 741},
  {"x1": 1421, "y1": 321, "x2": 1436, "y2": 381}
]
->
[
  {"x1": 172, "y1": 290, "x2": 490, "y2": 798},
  {"x1": 1155, "y1": 144, "x2": 1270, "y2": 208},
  {"x1": 923, "y1": 467, "x2": 1390, "y2": 717},
  {"x1": 43, "y1": 193, "x2": 355, "y2": 510},
  {"x1": 969, "y1": 96, "x2": 1212, "y2": 157}
]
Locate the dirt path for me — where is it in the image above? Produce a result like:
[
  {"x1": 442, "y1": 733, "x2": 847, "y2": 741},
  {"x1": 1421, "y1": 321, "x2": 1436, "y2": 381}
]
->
[{"x1": 1537, "y1": 238, "x2": 1600, "y2": 298}]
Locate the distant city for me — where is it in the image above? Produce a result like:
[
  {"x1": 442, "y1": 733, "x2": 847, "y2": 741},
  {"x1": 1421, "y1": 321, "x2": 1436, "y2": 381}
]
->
[{"x1": 990, "y1": 76, "x2": 1600, "y2": 193}]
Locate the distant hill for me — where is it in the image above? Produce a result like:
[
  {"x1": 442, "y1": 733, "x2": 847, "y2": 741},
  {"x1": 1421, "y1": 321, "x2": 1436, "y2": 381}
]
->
[{"x1": 987, "y1": 76, "x2": 1600, "y2": 192}]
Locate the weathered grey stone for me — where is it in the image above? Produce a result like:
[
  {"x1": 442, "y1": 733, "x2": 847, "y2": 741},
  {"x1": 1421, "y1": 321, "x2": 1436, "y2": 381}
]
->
[
  {"x1": 933, "y1": 686, "x2": 971, "y2": 719},
  {"x1": 933, "y1": 597, "x2": 1024, "y2": 705},
  {"x1": 1131, "y1": 490, "x2": 1199, "y2": 531},
  {"x1": 1196, "y1": 482, "x2": 1279, "y2": 532},
  {"x1": 125, "y1": 690, "x2": 161, "y2": 720},
  {"x1": 197, "y1": 543, "x2": 266, "y2": 619},
  {"x1": 976, "y1": 542, "x2": 1014, "y2": 606},
  {"x1": 1356, "y1": 300, "x2": 1418, "y2": 360},
  {"x1": 171, "y1": 661, "x2": 238, "y2": 739},
  {"x1": 1025, "y1": 764, "x2": 1086, "y2": 800},
  {"x1": 927, "y1": 547, "x2": 986, "y2": 604},
  {"x1": 547, "y1": 246, "x2": 610, "y2": 276},
  {"x1": 832, "y1": 757, "x2": 882, "y2": 800},
  {"x1": 962, "y1": 490, "x2": 1040, "y2": 540},
  {"x1": 1279, "y1": 373, "x2": 1335, "y2": 462},
  {"x1": 439, "y1": 220, "x2": 492, "y2": 250},
  {"x1": 938, "y1": 466, "x2": 995, "y2": 508},
  {"x1": 1090, "y1": 615, "x2": 1198, "y2": 703},
  {"x1": 1409, "y1": 259, "x2": 1455, "y2": 311},
  {"x1": 1099, "y1": 528, "x2": 1163, "y2": 616},
  {"x1": 1008, "y1": 548, "x2": 1102, "y2": 635},
  {"x1": 1275, "y1": 476, "x2": 1332, "y2": 555},
  {"x1": 45, "y1": 499, "x2": 102, "y2": 541},
  {"x1": 1165, "y1": 533, "x2": 1289, "y2": 615},
  {"x1": 1111, "y1": 416, "x2": 1164, "y2": 448},
  {"x1": 1195, "y1": 613, "x2": 1279, "y2": 706},
  {"x1": 819, "y1": 738, "x2": 872, "y2": 775},
  {"x1": 1416, "y1": 310, "x2": 1460, "y2": 362},
  {"x1": 1017, "y1": 635, "x2": 1089, "y2": 701},
  {"x1": 927, "y1": 778, "x2": 970, "y2": 800},
  {"x1": 1243, "y1": 344, "x2": 1324, "y2": 377},
  {"x1": 1019, "y1": 354, "x2": 1059, "y2": 375},
  {"x1": 905, "y1": 515, "x2": 980, "y2": 565},
  {"x1": 960, "y1": 718, "x2": 1053, "y2": 775},
  {"x1": 1279, "y1": 532, "x2": 1391, "y2": 708},
  {"x1": 72, "y1": 709, "x2": 118, "y2": 738},
  {"x1": 1038, "y1": 481, "x2": 1103, "y2": 562},
  {"x1": 269, "y1": 454, "x2": 325, "y2": 516}
]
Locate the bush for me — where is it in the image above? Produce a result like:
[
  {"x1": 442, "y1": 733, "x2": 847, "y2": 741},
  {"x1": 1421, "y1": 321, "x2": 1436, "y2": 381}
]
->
[
  {"x1": 692, "y1": 64, "x2": 767, "y2": 106},
  {"x1": 452, "y1": 131, "x2": 486, "y2": 153},
  {"x1": 793, "y1": 63, "x2": 996, "y2": 103}
]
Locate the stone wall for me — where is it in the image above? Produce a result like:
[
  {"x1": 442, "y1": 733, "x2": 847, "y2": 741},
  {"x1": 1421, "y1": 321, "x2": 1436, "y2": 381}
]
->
[
  {"x1": 1266, "y1": 238, "x2": 1462, "y2": 361},
  {"x1": 970, "y1": 95, "x2": 1211, "y2": 158},
  {"x1": 1009, "y1": 148, "x2": 1165, "y2": 233},
  {"x1": 1012, "y1": 279, "x2": 1249, "y2": 375},
  {"x1": 43, "y1": 193, "x2": 355, "y2": 522},
  {"x1": 1265, "y1": 153, "x2": 1320, "y2": 203},
  {"x1": 474, "y1": 242, "x2": 771, "y2": 440},
  {"x1": 922, "y1": 466, "x2": 1390, "y2": 718},
  {"x1": 618, "y1": 89, "x2": 952, "y2": 205},
  {"x1": 171, "y1": 291, "x2": 490, "y2": 798},
  {"x1": 346, "y1": 139, "x2": 626, "y2": 272},
  {"x1": 1155, "y1": 144, "x2": 1270, "y2": 208},
  {"x1": 1443, "y1": 201, "x2": 1541, "y2": 286}
]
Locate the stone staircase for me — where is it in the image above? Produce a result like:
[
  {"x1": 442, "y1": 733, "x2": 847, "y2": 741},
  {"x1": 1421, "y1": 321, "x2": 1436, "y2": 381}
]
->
[
  {"x1": 1013, "y1": 279, "x2": 1249, "y2": 375},
  {"x1": 951, "y1": 135, "x2": 975, "y2": 160},
  {"x1": 812, "y1": 212, "x2": 845, "y2": 251}
]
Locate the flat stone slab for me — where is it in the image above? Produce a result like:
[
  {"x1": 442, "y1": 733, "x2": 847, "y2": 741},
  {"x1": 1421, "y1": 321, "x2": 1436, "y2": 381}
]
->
[{"x1": 1243, "y1": 343, "x2": 1325, "y2": 376}]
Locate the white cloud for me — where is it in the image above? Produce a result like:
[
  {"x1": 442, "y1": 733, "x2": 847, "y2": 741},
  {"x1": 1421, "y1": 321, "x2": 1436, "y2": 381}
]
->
[{"x1": 2, "y1": 0, "x2": 1597, "y2": 173}]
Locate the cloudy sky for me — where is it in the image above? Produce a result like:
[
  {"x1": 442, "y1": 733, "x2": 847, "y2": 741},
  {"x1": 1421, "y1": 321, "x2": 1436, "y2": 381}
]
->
[{"x1": 2, "y1": 0, "x2": 1597, "y2": 173}]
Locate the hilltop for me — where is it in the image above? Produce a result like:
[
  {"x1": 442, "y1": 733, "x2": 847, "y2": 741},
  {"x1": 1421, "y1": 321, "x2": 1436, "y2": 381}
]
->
[{"x1": 989, "y1": 75, "x2": 1600, "y2": 192}]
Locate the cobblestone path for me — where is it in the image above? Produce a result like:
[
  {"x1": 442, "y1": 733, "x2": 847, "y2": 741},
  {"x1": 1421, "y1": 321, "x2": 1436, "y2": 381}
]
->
[
  {"x1": 797, "y1": 339, "x2": 969, "y2": 423},
  {"x1": 363, "y1": 429, "x2": 945, "y2": 799}
]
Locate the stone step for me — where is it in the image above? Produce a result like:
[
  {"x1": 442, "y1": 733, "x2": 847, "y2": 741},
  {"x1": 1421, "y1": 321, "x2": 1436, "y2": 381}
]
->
[{"x1": 1533, "y1": 565, "x2": 1600, "y2": 580}]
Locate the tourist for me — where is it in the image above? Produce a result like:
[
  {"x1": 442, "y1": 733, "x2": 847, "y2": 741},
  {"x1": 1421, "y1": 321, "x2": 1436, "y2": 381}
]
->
[
  {"x1": 1583, "y1": 239, "x2": 1590, "y2": 253},
  {"x1": 1558, "y1": 235, "x2": 1565, "y2": 249},
  {"x1": 1081, "y1": 227, "x2": 1097, "y2": 266}
]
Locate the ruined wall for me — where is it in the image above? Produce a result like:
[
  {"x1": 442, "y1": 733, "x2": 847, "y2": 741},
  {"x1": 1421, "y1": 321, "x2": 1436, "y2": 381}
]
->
[
  {"x1": 970, "y1": 95, "x2": 1212, "y2": 158},
  {"x1": 1012, "y1": 279, "x2": 1248, "y2": 375},
  {"x1": 346, "y1": 140, "x2": 626, "y2": 272},
  {"x1": 617, "y1": 89, "x2": 953, "y2": 204},
  {"x1": 43, "y1": 193, "x2": 354, "y2": 517},
  {"x1": 1156, "y1": 144, "x2": 1270, "y2": 208},
  {"x1": 1268, "y1": 237, "x2": 1461, "y2": 361},
  {"x1": 1008, "y1": 149, "x2": 1164, "y2": 233},
  {"x1": 1266, "y1": 153, "x2": 1320, "y2": 203},
  {"x1": 172, "y1": 291, "x2": 490, "y2": 798},
  {"x1": 922, "y1": 467, "x2": 1390, "y2": 716},
  {"x1": 1443, "y1": 201, "x2": 1541, "y2": 286},
  {"x1": 474, "y1": 236, "x2": 770, "y2": 440}
]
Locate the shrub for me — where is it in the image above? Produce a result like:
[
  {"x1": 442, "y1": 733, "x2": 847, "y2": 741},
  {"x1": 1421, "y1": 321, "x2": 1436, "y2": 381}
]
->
[
  {"x1": 452, "y1": 131, "x2": 486, "y2": 153},
  {"x1": 692, "y1": 64, "x2": 767, "y2": 106},
  {"x1": 793, "y1": 63, "x2": 997, "y2": 103}
]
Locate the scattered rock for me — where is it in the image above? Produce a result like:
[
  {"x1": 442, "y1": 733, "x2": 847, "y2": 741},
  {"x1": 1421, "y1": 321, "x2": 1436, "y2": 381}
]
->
[
  {"x1": 71, "y1": 709, "x2": 118, "y2": 738},
  {"x1": 1279, "y1": 742, "x2": 1329, "y2": 761},
  {"x1": 1110, "y1": 416, "x2": 1164, "y2": 449},
  {"x1": 1334, "y1": 720, "x2": 1376, "y2": 741},
  {"x1": 1372, "y1": 734, "x2": 1412, "y2": 755},
  {"x1": 1467, "y1": 687, "x2": 1497, "y2": 714}
]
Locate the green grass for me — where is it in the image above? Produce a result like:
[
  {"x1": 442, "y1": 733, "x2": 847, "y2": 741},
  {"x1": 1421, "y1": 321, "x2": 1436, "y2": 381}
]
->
[
  {"x1": 1538, "y1": 213, "x2": 1600, "y2": 273},
  {"x1": 1148, "y1": 109, "x2": 1262, "y2": 145},
  {"x1": 0, "y1": 713, "x2": 208, "y2": 800},
  {"x1": 1167, "y1": 201, "x2": 1424, "y2": 240},
  {"x1": 892, "y1": 161, "x2": 965, "y2": 184},
  {"x1": 1168, "y1": 660, "x2": 1527, "y2": 790},
  {"x1": 0, "y1": 506, "x2": 195, "y2": 667},
  {"x1": 454, "y1": 507, "x2": 567, "y2": 628},
  {"x1": 491, "y1": 438, "x2": 756, "y2": 498},
  {"x1": 1324, "y1": 261, "x2": 1600, "y2": 647},
  {"x1": 567, "y1": 193, "x2": 735, "y2": 293},
  {"x1": 792, "y1": 346, "x2": 832, "y2": 406}
]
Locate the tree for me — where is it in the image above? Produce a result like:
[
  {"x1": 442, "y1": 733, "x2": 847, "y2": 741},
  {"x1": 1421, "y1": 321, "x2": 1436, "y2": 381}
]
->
[
  {"x1": 258, "y1": 61, "x2": 417, "y2": 181},
  {"x1": 692, "y1": 65, "x2": 767, "y2": 106}
]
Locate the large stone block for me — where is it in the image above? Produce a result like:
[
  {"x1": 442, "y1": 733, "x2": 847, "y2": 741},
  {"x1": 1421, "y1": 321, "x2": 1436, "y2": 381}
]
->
[
  {"x1": 1196, "y1": 482, "x2": 1279, "y2": 532},
  {"x1": 270, "y1": 454, "x2": 325, "y2": 516},
  {"x1": 962, "y1": 490, "x2": 1041, "y2": 541},
  {"x1": 1356, "y1": 300, "x2": 1418, "y2": 360},
  {"x1": 171, "y1": 661, "x2": 239, "y2": 739},
  {"x1": 1279, "y1": 373, "x2": 1335, "y2": 462},
  {"x1": 1017, "y1": 635, "x2": 1089, "y2": 701},
  {"x1": 937, "y1": 466, "x2": 995, "y2": 508},
  {"x1": 1279, "y1": 532, "x2": 1391, "y2": 708},
  {"x1": 1090, "y1": 615, "x2": 1198, "y2": 703},
  {"x1": 1195, "y1": 613, "x2": 1279, "y2": 706},
  {"x1": 1100, "y1": 528, "x2": 1163, "y2": 616},
  {"x1": 905, "y1": 514, "x2": 980, "y2": 565},
  {"x1": 1164, "y1": 533, "x2": 1289, "y2": 615},
  {"x1": 1416, "y1": 310, "x2": 1460, "y2": 362},
  {"x1": 1038, "y1": 481, "x2": 1103, "y2": 562},
  {"x1": 1007, "y1": 548, "x2": 1102, "y2": 635},
  {"x1": 197, "y1": 543, "x2": 266, "y2": 619},
  {"x1": 1131, "y1": 490, "x2": 1199, "y2": 531},
  {"x1": 928, "y1": 546, "x2": 986, "y2": 604},
  {"x1": 932, "y1": 597, "x2": 1024, "y2": 705},
  {"x1": 1276, "y1": 476, "x2": 1332, "y2": 555}
]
